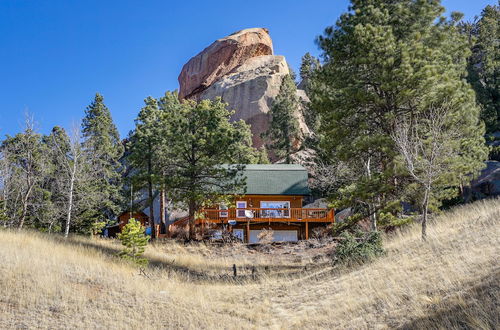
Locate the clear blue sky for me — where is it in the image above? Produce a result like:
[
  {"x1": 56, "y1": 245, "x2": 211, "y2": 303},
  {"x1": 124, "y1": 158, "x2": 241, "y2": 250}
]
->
[{"x1": 0, "y1": 0, "x2": 495, "y2": 138}]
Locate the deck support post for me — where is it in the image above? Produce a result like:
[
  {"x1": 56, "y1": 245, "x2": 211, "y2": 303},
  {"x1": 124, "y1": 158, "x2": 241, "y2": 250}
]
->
[
  {"x1": 246, "y1": 221, "x2": 250, "y2": 243},
  {"x1": 305, "y1": 221, "x2": 309, "y2": 240}
]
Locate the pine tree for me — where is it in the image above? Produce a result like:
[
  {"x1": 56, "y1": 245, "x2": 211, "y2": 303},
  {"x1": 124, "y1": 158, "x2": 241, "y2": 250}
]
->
[
  {"x1": 40, "y1": 126, "x2": 71, "y2": 232},
  {"x1": 81, "y1": 93, "x2": 124, "y2": 227},
  {"x1": 118, "y1": 218, "x2": 150, "y2": 266},
  {"x1": 256, "y1": 147, "x2": 271, "y2": 164},
  {"x1": 127, "y1": 96, "x2": 166, "y2": 238},
  {"x1": 263, "y1": 74, "x2": 301, "y2": 163},
  {"x1": 461, "y1": 4, "x2": 499, "y2": 134},
  {"x1": 159, "y1": 96, "x2": 254, "y2": 239},
  {"x1": 299, "y1": 52, "x2": 320, "y2": 91},
  {"x1": 47, "y1": 125, "x2": 93, "y2": 236},
  {"x1": 312, "y1": 0, "x2": 488, "y2": 230}
]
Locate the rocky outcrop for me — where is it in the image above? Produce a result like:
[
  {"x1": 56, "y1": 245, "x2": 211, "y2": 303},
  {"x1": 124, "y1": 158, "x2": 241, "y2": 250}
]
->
[
  {"x1": 200, "y1": 55, "x2": 309, "y2": 147},
  {"x1": 178, "y1": 28, "x2": 273, "y2": 100},
  {"x1": 178, "y1": 28, "x2": 310, "y2": 150},
  {"x1": 465, "y1": 161, "x2": 500, "y2": 200}
]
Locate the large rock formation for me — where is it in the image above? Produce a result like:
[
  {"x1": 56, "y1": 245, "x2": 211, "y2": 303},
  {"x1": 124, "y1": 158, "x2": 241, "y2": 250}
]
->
[
  {"x1": 178, "y1": 28, "x2": 273, "y2": 100},
  {"x1": 178, "y1": 28, "x2": 309, "y2": 149},
  {"x1": 465, "y1": 161, "x2": 500, "y2": 200}
]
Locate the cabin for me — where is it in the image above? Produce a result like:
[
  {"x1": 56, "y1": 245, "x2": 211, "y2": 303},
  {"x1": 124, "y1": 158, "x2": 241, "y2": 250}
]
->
[
  {"x1": 118, "y1": 211, "x2": 150, "y2": 230},
  {"x1": 174, "y1": 164, "x2": 334, "y2": 243}
]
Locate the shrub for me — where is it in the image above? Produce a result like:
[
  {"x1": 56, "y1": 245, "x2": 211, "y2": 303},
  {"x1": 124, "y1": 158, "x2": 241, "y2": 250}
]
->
[
  {"x1": 334, "y1": 231, "x2": 384, "y2": 266},
  {"x1": 90, "y1": 220, "x2": 107, "y2": 237},
  {"x1": 118, "y1": 218, "x2": 150, "y2": 266},
  {"x1": 170, "y1": 224, "x2": 189, "y2": 240}
]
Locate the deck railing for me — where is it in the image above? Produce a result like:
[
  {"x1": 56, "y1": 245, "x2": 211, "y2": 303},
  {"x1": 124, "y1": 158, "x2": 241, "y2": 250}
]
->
[{"x1": 199, "y1": 208, "x2": 334, "y2": 223}]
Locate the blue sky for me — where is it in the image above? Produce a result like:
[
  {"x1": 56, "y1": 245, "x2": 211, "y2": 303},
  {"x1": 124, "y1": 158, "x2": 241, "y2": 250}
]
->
[{"x1": 0, "y1": 0, "x2": 496, "y2": 138}]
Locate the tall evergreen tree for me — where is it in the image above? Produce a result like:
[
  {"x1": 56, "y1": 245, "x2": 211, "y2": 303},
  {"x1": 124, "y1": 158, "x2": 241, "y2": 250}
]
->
[
  {"x1": 48, "y1": 125, "x2": 93, "y2": 236},
  {"x1": 299, "y1": 52, "x2": 321, "y2": 91},
  {"x1": 41, "y1": 126, "x2": 71, "y2": 232},
  {"x1": 263, "y1": 74, "x2": 301, "y2": 163},
  {"x1": 159, "y1": 96, "x2": 254, "y2": 239},
  {"x1": 127, "y1": 96, "x2": 165, "y2": 238},
  {"x1": 460, "y1": 4, "x2": 499, "y2": 134},
  {"x1": 312, "y1": 0, "x2": 488, "y2": 230},
  {"x1": 81, "y1": 93, "x2": 124, "y2": 225}
]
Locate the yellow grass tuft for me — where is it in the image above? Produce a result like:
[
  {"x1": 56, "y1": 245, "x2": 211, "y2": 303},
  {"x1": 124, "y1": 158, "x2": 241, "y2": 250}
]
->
[{"x1": 0, "y1": 198, "x2": 498, "y2": 329}]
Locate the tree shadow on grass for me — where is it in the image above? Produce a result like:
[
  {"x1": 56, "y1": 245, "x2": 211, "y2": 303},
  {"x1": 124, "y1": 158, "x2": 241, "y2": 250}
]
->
[{"x1": 51, "y1": 235, "x2": 332, "y2": 284}]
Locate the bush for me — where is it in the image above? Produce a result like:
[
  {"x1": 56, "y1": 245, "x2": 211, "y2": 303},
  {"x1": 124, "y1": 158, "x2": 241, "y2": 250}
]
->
[
  {"x1": 90, "y1": 220, "x2": 107, "y2": 237},
  {"x1": 334, "y1": 231, "x2": 384, "y2": 266},
  {"x1": 118, "y1": 218, "x2": 150, "y2": 266}
]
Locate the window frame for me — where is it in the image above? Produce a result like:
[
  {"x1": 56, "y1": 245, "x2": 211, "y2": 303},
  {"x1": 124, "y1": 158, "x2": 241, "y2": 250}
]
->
[
  {"x1": 236, "y1": 201, "x2": 247, "y2": 218},
  {"x1": 260, "y1": 201, "x2": 291, "y2": 218}
]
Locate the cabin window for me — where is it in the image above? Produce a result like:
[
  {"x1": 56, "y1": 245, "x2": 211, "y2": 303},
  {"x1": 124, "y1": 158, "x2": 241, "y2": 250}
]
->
[
  {"x1": 260, "y1": 201, "x2": 290, "y2": 218},
  {"x1": 236, "y1": 201, "x2": 247, "y2": 218},
  {"x1": 219, "y1": 204, "x2": 228, "y2": 218},
  {"x1": 232, "y1": 229, "x2": 244, "y2": 241}
]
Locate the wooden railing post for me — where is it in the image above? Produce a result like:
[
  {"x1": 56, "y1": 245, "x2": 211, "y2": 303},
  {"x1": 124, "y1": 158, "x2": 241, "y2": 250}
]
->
[
  {"x1": 305, "y1": 220, "x2": 309, "y2": 240},
  {"x1": 246, "y1": 221, "x2": 250, "y2": 243}
]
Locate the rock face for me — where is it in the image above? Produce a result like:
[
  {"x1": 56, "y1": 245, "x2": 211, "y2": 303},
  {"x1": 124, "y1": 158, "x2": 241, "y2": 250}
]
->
[
  {"x1": 200, "y1": 55, "x2": 304, "y2": 147},
  {"x1": 465, "y1": 161, "x2": 500, "y2": 200},
  {"x1": 178, "y1": 28, "x2": 310, "y2": 150},
  {"x1": 178, "y1": 28, "x2": 273, "y2": 100}
]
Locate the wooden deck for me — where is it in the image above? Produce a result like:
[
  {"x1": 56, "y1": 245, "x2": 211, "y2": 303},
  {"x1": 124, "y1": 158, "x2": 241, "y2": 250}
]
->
[
  {"x1": 199, "y1": 208, "x2": 335, "y2": 223},
  {"x1": 163, "y1": 208, "x2": 335, "y2": 241}
]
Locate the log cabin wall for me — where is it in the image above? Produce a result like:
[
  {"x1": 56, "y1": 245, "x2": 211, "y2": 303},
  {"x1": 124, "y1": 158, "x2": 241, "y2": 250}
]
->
[{"x1": 118, "y1": 212, "x2": 150, "y2": 230}]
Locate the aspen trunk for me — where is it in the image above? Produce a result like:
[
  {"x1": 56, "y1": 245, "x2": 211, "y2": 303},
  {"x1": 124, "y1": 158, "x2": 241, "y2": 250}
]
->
[
  {"x1": 365, "y1": 157, "x2": 377, "y2": 231},
  {"x1": 18, "y1": 181, "x2": 33, "y2": 230},
  {"x1": 422, "y1": 187, "x2": 430, "y2": 241},
  {"x1": 64, "y1": 165, "x2": 76, "y2": 238},
  {"x1": 147, "y1": 156, "x2": 155, "y2": 239}
]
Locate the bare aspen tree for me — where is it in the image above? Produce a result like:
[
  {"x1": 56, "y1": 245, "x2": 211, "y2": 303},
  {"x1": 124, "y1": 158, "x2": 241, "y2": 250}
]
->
[
  {"x1": 0, "y1": 149, "x2": 11, "y2": 225},
  {"x1": 52, "y1": 124, "x2": 88, "y2": 237},
  {"x1": 392, "y1": 102, "x2": 461, "y2": 240},
  {"x1": 1, "y1": 115, "x2": 47, "y2": 230},
  {"x1": 0, "y1": 147, "x2": 22, "y2": 228}
]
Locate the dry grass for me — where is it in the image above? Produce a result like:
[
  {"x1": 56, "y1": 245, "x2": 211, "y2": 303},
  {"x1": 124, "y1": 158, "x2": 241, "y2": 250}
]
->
[{"x1": 0, "y1": 198, "x2": 499, "y2": 329}]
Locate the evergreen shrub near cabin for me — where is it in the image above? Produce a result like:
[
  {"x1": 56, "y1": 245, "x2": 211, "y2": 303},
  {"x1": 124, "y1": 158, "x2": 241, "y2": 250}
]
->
[
  {"x1": 118, "y1": 218, "x2": 150, "y2": 266},
  {"x1": 334, "y1": 231, "x2": 384, "y2": 266}
]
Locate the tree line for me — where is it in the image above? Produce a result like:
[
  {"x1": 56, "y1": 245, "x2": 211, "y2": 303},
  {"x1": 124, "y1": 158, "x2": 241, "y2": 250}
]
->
[
  {"x1": 0, "y1": 92, "x2": 270, "y2": 239},
  {"x1": 0, "y1": 94, "x2": 123, "y2": 236}
]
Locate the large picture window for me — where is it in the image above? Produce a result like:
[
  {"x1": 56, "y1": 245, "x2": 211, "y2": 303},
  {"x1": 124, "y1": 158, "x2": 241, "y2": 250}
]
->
[{"x1": 260, "y1": 201, "x2": 290, "y2": 218}]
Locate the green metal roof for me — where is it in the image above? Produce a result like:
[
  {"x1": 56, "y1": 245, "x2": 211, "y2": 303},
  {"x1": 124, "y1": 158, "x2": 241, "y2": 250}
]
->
[{"x1": 240, "y1": 164, "x2": 310, "y2": 195}]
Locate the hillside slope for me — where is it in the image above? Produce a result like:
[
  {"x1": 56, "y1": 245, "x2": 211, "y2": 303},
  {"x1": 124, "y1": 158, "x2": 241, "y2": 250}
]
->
[{"x1": 0, "y1": 199, "x2": 498, "y2": 329}]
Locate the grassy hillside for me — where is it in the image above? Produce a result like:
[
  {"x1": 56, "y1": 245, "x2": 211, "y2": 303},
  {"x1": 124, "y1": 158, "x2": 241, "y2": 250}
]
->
[{"x1": 0, "y1": 199, "x2": 498, "y2": 329}]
